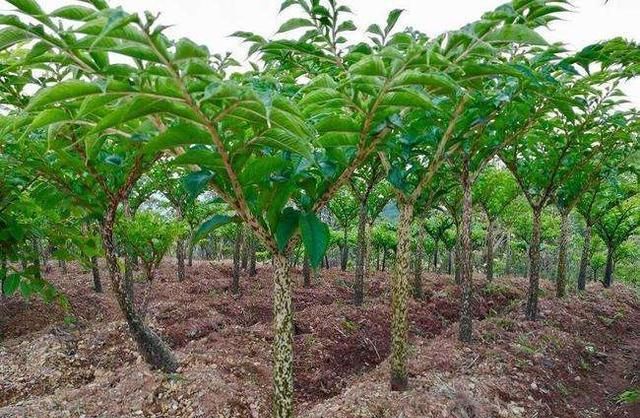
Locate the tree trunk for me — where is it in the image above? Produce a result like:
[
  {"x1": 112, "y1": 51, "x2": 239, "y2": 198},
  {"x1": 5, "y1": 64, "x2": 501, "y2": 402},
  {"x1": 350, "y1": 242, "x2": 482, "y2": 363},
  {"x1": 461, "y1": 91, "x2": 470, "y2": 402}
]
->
[
  {"x1": 381, "y1": 249, "x2": 387, "y2": 272},
  {"x1": 454, "y1": 237, "x2": 461, "y2": 284},
  {"x1": 458, "y1": 161, "x2": 474, "y2": 343},
  {"x1": 231, "y1": 225, "x2": 243, "y2": 294},
  {"x1": 555, "y1": 211, "x2": 570, "y2": 298},
  {"x1": 302, "y1": 254, "x2": 311, "y2": 288},
  {"x1": 100, "y1": 208, "x2": 177, "y2": 373},
  {"x1": 577, "y1": 224, "x2": 591, "y2": 291},
  {"x1": 413, "y1": 222, "x2": 425, "y2": 299},
  {"x1": 505, "y1": 232, "x2": 512, "y2": 276},
  {"x1": 272, "y1": 253, "x2": 293, "y2": 418},
  {"x1": 123, "y1": 201, "x2": 134, "y2": 283},
  {"x1": 91, "y1": 255, "x2": 102, "y2": 293},
  {"x1": 390, "y1": 200, "x2": 413, "y2": 392},
  {"x1": 249, "y1": 237, "x2": 257, "y2": 277},
  {"x1": 32, "y1": 239, "x2": 42, "y2": 279},
  {"x1": 354, "y1": 201, "x2": 368, "y2": 305},
  {"x1": 176, "y1": 239, "x2": 186, "y2": 282},
  {"x1": 340, "y1": 228, "x2": 348, "y2": 271},
  {"x1": 525, "y1": 207, "x2": 543, "y2": 321},
  {"x1": 187, "y1": 240, "x2": 194, "y2": 266},
  {"x1": 365, "y1": 222, "x2": 373, "y2": 278},
  {"x1": 603, "y1": 243, "x2": 614, "y2": 288},
  {"x1": 241, "y1": 227, "x2": 250, "y2": 270},
  {"x1": 1, "y1": 256, "x2": 6, "y2": 296},
  {"x1": 447, "y1": 250, "x2": 452, "y2": 275},
  {"x1": 433, "y1": 239, "x2": 439, "y2": 272},
  {"x1": 485, "y1": 218, "x2": 495, "y2": 282}
]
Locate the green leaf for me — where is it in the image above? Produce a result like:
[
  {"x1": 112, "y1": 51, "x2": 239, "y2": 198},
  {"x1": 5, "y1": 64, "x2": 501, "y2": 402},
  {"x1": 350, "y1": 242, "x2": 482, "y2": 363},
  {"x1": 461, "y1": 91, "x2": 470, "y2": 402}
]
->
[
  {"x1": 92, "y1": 8, "x2": 140, "y2": 48},
  {"x1": 317, "y1": 132, "x2": 359, "y2": 148},
  {"x1": 6, "y1": 0, "x2": 45, "y2": 18},
  {"x1": 392, "y1": 71, "x2": 460, "y2": 93},
  {"x1": 27, "y1": 80, "x2": 103, "y2": 110},
  {"x1": 350, "y1": 55, "x2": 386, "y2": 77},
  {"x1": 275, "y1": 207, "x2": 300, "y2": 251},
  {"x1": 299, "y1": 212, "x2": 329, "y2": 268},
  {"x1": 279, "y1": 0, "x2": 297, "y2": 12},
  {"x1": 51, "y1": 5, "x2": 96, "y2": 21},
  {"x1": 174, "y1": 38, "x2": 209, "y2": 60},
  {"x1": 462, "y1": 62, "x2": 522, "y2": 79},
  {"x1": 3, "y1": 273, "x2": 21, "y2": 296},
  {"x1": 485, "y1": 24, "x2": 547, "y2": 46},
  {"x1": 194, "y1": 215, "x2": 235, "y2": 242},
  {"x1": 316, "y1": 115, "x2": 360, "y2": 134},
  {"x1": 337, "y1": 20, "x2": 356, "y2": 33},
  {"x1": 239, "y1": 156, "x2": 288, "y2": 184},
  {"x1": 28, "y1": 108, "x2": 69, "y2": 130},
  {"x1": 385, "y1": 9, "x2": 404, "y2": 34},
  {"x1": 366, "y1": 24, "x2": 383, "y2": 37},
  {"x1": 253, "y1": 129, "x2": 312, "y2": 159},
  {"x1": 84, "y1": 0, "x2": 109, "y2": 10},
  {"x1": 299, "y1": 88, "x2": 344, "y2": 109},
  {"x1": 381, "y1": 90, "x2": 433, "y2": 109},
  {"x1": 173, "y1": 149, "x2": 223, "y2": 171},
  {"x1": 25, "y1": 40, "x2": 51, "y2": 59},
  {"x1": 0, "y1": 27, "x2": 31, "y2": 51},
  {"x1": 92, "y1": 97, "x2": 184, "y2": 132},
  {"x1": 277, "y1": 18, "x2": 314, "y2": 33},
  {"x1": 145, "y1": 123, "x2": 212, "y2": 154},
  {"x1": 183, "y1": 170, "x2": 213, "y2": 198}
]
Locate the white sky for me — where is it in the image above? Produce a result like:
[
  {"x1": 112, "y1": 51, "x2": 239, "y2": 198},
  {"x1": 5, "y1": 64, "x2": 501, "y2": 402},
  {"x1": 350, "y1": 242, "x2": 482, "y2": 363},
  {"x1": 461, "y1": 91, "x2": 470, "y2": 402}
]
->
[{"x1": 29, "y1": 1, "x2": 640, "y2": 105}]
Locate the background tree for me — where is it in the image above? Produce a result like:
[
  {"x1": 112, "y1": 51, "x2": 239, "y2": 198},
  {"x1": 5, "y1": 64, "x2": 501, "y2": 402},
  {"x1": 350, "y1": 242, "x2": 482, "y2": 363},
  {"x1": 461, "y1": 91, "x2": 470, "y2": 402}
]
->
[
  {"x1": 473, "y1": 166, "x2": 520, "y2": 281},
  {"x1": 328, "y1": 188, "x2": 358, "y2": 271},
  {"x1": 593, "y1": 180, "x2": 640, "y2": 287}
]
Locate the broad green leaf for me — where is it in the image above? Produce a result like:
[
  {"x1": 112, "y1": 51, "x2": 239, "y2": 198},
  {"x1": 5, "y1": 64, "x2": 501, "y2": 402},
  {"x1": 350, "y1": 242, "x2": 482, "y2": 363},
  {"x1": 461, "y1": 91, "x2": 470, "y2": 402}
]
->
[
  {"x1": 172, "y1": 149, "x2": 223, "y2": 170},
  {"x1": 239, "y1": 156, "x2": 288, "y2": 184},
  {"x1": 6, "y1": 0, "x2": 46, "y2": 18},
  {"x1": 277, "y1": 18, "x2": 313, "y2": 33},
  {"x1": 317, "y1": 132, "x2": 359, "y2": 148},
  {"x1": 183, "y1": 170, "x2": 213, "y2": 198},
  {"x1": 145, "y1": 123, "x2": 212, "y2": 153},
  {"x1": 0, "y1": 27, "x2": 31, "y2": 51},
  {"x1": 3, "y1": 273, "x2": 20, "y2": 296},
  {"x1": 299, "y1": 88, "x2": 344, "y2": 109},
  {"x1": 84, "y1": 0, "x2": 109, "y2": 10},
  {"x1": 391, "y1": 71, "x2": 460, "y2": 93},
  {"x1": 351, "y1": 55, "x2": 386, "y2": 77},
  {"x1": 25, "y1": 40, "x2": 51, "y2": 59},
  {"x1": 51, "y1": 5, "x2": 96, "y2": 21},
  {"x1": 462, "y1": 62, "x2": 522, "y2": 79},
  {"x1": 385, "y1": 9, "x2": 404, "y2": 34},
  {"x1": 275, "y1": 207, "x2": 300, "y2": 251},
  {"x1": 92, "y1": 97, "x2": 191, "y2": 132},
  {"x1": 194, "y1": 214, "x2": 236, "y2": 242},
  {"x1": 366, "y1": 24, "x2": 383, "y2": 37},
  {"x1": 109, "y1": 43, "x2": 163, "y2": 63},
  {"x1": 174, "y1": 38, "x2": 209, "y2": 60},
  {"x1": 27, "y1": 80, "x2": 102, "y2": 110},
  {"x1": 29, "y1": 109, "x2": 69, "y2": 130},
  {"x1": 485, "y1": 24, "x2": 547, "y2": 46},
  {"x1": 316, "y1": 116, "x2": 360, "y2": 134},
  {"x1": 299, "y1": 212, "x2": 329, "y2": 269},
  {"x1": 337, "y1": 21, "x2": 356, "y2": 33},
  {"x1": 381, "y1": 90, "x2": 433, "y2": 109},
  {"x1": 253, "y1": 129, "x2": 312, "y2": 159}
]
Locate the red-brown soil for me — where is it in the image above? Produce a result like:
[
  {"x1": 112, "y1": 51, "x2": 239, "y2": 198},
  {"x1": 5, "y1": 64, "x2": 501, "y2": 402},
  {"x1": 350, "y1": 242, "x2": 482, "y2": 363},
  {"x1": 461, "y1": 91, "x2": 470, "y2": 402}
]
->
[{"x1": 0, "y1": 260, "x2": 638, "y2": 417}]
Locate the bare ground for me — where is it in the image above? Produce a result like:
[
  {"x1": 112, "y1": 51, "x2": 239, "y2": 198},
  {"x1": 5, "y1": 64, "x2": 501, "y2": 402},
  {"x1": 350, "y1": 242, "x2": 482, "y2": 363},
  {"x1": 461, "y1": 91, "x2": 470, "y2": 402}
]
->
[{"x1": 0, "y1": 260, "x2": 638, "y2": 417}]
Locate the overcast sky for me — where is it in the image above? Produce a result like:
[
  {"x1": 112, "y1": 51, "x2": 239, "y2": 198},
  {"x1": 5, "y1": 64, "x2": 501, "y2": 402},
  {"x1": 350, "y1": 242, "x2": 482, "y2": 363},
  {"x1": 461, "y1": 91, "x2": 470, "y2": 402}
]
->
[{"x1": 30, "y1": 1, "x2": 640, "y2": 105}]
